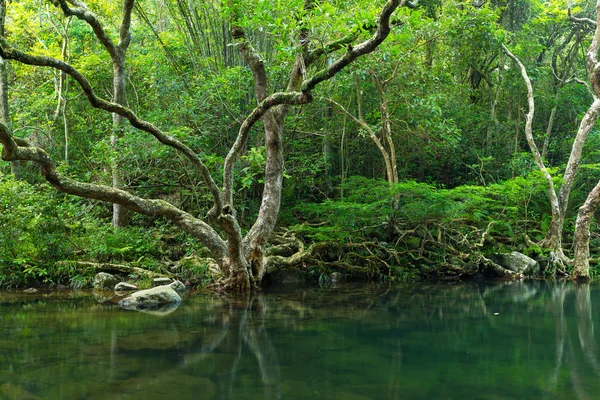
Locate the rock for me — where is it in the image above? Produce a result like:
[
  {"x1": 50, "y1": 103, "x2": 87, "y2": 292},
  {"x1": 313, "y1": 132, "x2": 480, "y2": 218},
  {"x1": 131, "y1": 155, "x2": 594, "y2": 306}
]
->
[
  {"x1": 0, "y1": 383, "x2": 42, "y2": 400},
  {"x1": 118, "y1": 330, "x2": 193, "y2": 351},
  {"x1": 177, "y1": 255, "x2": 222, "y2": 281},
  {"x1": 330, "y1": 272, "x2": 343, "y2": 283},
  {"x1": 168, "y1": 280, "x2": 186, "y2": 293},
  {"x1": 136, "y1": 302, "x2": 181, "y2": 316},
  {"x1": 93, "y1": 272, "x2": 121, "y2": 291},
  {"x1": 152, "y1": 277, "x2": 172, "y2": 287},
  {"x1": 491, "y1": 252, "x2": 540, "y2": 276},
  {"x1": 92, "y1": 289, "x2": 115, "y2": 303},
  {"x1": 119, "y1": 286, "x2": 181, "y2": 311},
  {"x1": 23, "y1": 288, "x2": 38, "y2": 293},
  {"x1": 114, "y1": 282, "x2": 138, "y2": 293},
  {"x1": 269, "y1": 268, "x2": 306, "y2": 286}
]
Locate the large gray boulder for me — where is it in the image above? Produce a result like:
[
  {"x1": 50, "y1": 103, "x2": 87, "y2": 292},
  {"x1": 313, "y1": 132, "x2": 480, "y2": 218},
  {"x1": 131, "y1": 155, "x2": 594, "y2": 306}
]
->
[
  {"x1": 93, "y1": 272, "x2": 121, "y2": 290},
  {"x1": 491, "y1": 252, "x2": 539, "y2": 276},
  {"x1": 119, "y1": 286, "x2": 181, "y2": 311},
  {"x1": 168, "y1": 280, "x2": 186, "y2": 293}
]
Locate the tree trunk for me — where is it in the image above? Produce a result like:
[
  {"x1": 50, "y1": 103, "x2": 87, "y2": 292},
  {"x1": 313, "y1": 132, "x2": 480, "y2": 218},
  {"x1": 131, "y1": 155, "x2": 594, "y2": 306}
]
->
[
  {"x1": 542, "y1": 102, "x2": 557, "y2": 160},
  {"x1": 111, "y1": 57, "x2": 129, "y2": 227},
  {"x1": 572, "y1": 182, "x2": 600, "y2": 281},
  {"x1": 0, "y1": 0, "x2": 18, "y2": 179},
  {"x1": 503, "y1": 45, "x2": 563, "y2": 259}
]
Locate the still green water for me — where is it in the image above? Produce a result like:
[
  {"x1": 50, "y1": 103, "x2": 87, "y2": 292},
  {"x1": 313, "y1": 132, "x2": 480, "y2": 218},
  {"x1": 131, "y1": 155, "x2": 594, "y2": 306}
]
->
[{"x1": 0, "y1": 281, "x2": 598, "y2": 399}]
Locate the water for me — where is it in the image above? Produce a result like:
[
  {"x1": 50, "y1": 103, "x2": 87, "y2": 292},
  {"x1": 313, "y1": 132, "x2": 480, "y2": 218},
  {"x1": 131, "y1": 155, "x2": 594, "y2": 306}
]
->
[{"x1": 0, "y1": 281, "x2": 599, "y2": 399}]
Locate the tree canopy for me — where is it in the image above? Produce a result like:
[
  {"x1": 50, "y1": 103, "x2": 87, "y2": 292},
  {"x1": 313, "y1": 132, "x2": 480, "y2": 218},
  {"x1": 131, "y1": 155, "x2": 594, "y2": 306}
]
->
[{"x1": 2, "y1": 0, "x2": 600, "y2": 290}]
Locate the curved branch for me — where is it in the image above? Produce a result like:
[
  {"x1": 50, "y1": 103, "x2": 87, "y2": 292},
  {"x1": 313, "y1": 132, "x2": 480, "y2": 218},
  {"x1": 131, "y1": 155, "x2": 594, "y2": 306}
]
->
[
  {"x1": 502, "y1": 44, "x2": 562, "y2": 231},
  {"x1": 587, "y1": 0, "x2": 600, "y2": 93},
  {"x1": 230, "y1": 22, "x2": 269, "y2": 102},
  {"x1": 302, "y1": 0, "x2": 406, "y2": 92},
  {"x1": 0, "y1": 123, "x2": 228, "y2": 258},
  {"x1": 568, "y1": 4, "x2": 597, "y2": 29},
  {"x1": 50, "y1": 0, "x2": 119, "y2": 60},
  {"x1": 118, "y1": 0, "x2": 135, "y2": 52},
  {"x1": 222, "y1": 91, "x2": 312, "y2": 206},
  {"x1": 0, "y1": 38, "x2": 223, "y2": 211}
]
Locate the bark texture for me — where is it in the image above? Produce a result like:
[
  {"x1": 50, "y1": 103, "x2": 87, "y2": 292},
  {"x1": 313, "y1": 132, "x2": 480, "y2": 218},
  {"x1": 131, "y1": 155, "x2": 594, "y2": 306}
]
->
[
  {"x1": 504, "y1": 3, "x2": 600, "y2": 270},
  {"x1": 0, "y1": 0, "x2": 406, "y2": 291},
  {"x1": 571, "y1": 0, "x2": 600, "y2": 279}
]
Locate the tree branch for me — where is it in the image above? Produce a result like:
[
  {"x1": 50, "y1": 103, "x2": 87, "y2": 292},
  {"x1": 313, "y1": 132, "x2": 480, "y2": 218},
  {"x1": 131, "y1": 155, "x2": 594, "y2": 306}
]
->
[
  {"x1": 222, "y1": 91, "x2": 312, "y2": 207},
  {"x1": 502, "y1": 44, "x2": 562, "y2": 224},
  {"x1": 118, "y1": 0, "x2": 135, "y2": 52},
  {"x1": 0, "y1": 38, "x2": 223, "y2": 211},
  {"x1": 230, "y1": 23, "x2": 269, "y2": 102},
  {"x1": 302, "y1": 0, "x2": 406, "y2": 93},
  {"x1": 49, "y1": 0, "x2": 119, "y2": 60},
  {"x1": 0, "y1": 123, "x2": 228, "y2": 258}
]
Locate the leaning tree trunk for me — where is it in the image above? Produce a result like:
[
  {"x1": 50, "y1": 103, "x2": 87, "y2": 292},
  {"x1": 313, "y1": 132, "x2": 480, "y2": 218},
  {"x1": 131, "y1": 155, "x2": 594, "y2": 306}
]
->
[
  {"x1": 568, "y1": 0, "x2": 600, "y2": 278},
  {"x1": 503, "y1": 45, "x2": 564, "y2": 264},
  {"x1": 572, "y1": 182, "x2": 600, "y2": 281},
  {"x1": 543, "y1": 98, "x2": 600, "y2": 253}
]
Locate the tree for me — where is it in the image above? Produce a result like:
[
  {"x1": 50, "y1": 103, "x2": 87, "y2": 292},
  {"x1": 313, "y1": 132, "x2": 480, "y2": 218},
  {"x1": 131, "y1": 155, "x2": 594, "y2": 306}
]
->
[
  {"x1": 0, "y1": 0, "x2": 408, "y2": 291},
  {"x1": 571, "y1": 0, "x2": 600, "y2": 280},
  {"x1": 503, "y1": 2, "x2": 600, "y2": 271}
]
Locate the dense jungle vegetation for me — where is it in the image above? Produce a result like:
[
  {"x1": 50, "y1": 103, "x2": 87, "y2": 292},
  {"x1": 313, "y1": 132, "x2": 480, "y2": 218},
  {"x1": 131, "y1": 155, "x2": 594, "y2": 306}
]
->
[{"x1": 2, "y1": 0, "x2": 600, "y2": 290}]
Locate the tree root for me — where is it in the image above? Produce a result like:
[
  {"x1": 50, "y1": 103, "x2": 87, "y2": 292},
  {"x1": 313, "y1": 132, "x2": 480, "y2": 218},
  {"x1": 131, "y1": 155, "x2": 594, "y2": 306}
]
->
[{"x1": 55, "y1": 260, "x2": 169, "y2": 279}]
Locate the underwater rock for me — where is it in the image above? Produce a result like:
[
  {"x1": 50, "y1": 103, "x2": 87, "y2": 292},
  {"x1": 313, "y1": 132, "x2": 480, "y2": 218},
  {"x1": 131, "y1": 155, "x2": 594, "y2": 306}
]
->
[
  {"x1": 330, "y1": 272, "x2": 344, "y2": 283},
  {"x1": 93, "y1": 272, "x2": 121, "y2": 291},
  {"x1": 135, "y1": 301, "x2": 181, "y2": 317},
  {"x1": 92, "y1": 289, "x2": 115, "y2": 303},
  {"x1": 119, "y1": 286, "x2": 181, "y2": 311},
  {"x1": 0, "y1": 383, "x2": 42, "y2": 400},
  {"x1": 118, "y1": 330, "x2": 193, "y2": 351}
]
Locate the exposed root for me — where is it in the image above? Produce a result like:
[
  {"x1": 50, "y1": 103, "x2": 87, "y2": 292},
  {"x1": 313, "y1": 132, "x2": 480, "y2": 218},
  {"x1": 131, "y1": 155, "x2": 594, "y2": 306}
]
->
[
  {"x1": 55, "y1": 260, "x2": 169, "y2": 279},
  {"x1": 546, "y1": 250, "x2": 570, "y2": 277},
  {"x1": 263, "y1": 219, "x2": 544, "y2": 282}
]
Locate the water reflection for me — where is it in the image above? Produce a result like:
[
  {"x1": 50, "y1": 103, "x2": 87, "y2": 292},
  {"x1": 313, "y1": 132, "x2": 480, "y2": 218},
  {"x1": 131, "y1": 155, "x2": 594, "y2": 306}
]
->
[{"x1": 2, "y1": 282, "x2": 600, "y2": 399}]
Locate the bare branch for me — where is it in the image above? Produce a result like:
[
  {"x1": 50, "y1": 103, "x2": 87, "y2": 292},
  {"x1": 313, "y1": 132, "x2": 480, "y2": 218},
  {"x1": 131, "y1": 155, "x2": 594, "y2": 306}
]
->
[
  {"x1": 573, "y1": 77, "x2": 598, "y2": 99},
  {"x1": 0, "y1": 38, "x2": 223, "y2": 211},
  {"x1": 568, "y1": 6, "x2": 597, "y2": 28},
  {"x1": 230, "y1": 24, "x2": 269, "y2": 102},
  {"x1": 304, "y1": 33, "x2": 359, "y2": 67},
  {"x1": 587, "y1": 0, "x2": 600, "y2": 92}
]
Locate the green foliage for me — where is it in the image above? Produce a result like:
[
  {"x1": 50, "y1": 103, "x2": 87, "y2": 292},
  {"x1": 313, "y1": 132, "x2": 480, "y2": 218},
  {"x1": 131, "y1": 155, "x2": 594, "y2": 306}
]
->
[
  {"x1": 0, "y1": 174, "x2": 179, "y2": 287},
  {"x1": 290, "y1": 172, "x2": 549, "y2": 245}
]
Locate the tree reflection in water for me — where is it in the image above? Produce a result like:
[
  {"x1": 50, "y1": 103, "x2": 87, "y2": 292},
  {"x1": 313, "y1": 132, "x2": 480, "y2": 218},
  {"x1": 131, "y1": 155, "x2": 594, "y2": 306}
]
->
[{"x1": 2, "y1": 283, "x2": 600, "y2": 399}]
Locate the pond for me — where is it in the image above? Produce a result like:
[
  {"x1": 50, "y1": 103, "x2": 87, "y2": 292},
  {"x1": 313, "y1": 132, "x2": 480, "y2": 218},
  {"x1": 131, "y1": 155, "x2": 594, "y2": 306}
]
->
[{"x1": 0, "y1": 281, "x2": 598, "y2": 399}]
